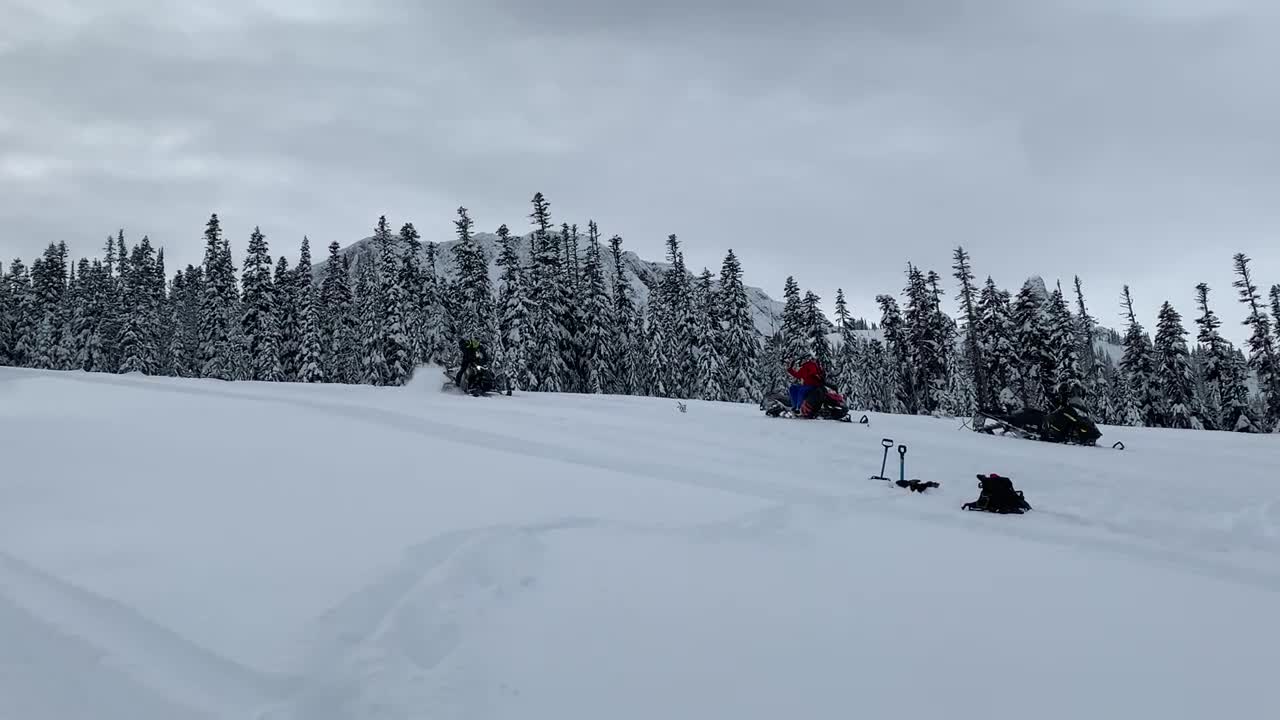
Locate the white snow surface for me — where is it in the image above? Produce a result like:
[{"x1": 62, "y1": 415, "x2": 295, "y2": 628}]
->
[{"x1": 1, "y1": 366, "x2": 1278, "y2": 719}]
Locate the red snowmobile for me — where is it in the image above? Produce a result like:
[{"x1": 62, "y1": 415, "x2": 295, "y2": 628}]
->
[{"x1": 760, "y1": 384, "x2": 853, "y2": 422}]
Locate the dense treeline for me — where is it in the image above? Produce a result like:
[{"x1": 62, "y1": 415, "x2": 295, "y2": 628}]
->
[{"x1": 2, "y1": 192, "x2": 1277, "y2": 432}]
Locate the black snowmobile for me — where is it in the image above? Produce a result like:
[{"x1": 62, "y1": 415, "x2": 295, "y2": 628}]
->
[
  {"x1": 973, "y1": 402, "x2": 1102, "y2": 446},
  {"x1": 761, "y1": 384, "x2": 853, "y2": 422},
  {"x1": 443, "y1": 362, "x2": 499, "y2": 396}
]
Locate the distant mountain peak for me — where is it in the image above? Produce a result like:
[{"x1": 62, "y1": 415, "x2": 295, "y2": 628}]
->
[{"x1": 321, "y1": 230, "x2": 788, "y2": 337}]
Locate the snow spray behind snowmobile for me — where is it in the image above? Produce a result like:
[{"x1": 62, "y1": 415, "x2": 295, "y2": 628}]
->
[{"x1": 760, "y1": 384, "x2": 852, "y2": 422}]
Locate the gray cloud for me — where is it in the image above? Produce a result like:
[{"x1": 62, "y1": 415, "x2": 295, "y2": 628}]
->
[{"x1": 2, "y1": 0, "x2": 1278, "y2": 342}]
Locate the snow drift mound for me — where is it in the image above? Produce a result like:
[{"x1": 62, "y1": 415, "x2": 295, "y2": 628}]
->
[{"x1": 1, "y1": 367, "x2": 1277, "y2": 720}]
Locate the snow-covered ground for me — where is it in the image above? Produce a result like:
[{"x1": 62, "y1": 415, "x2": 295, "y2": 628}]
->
[{"x1": 1, "y1": 366, "x2": 1277, "y2": 720}]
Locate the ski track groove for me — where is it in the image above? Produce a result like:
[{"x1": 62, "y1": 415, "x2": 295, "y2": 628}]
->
[{"x1": 0, "y1": 550, "x2": 295, "y2": 718}]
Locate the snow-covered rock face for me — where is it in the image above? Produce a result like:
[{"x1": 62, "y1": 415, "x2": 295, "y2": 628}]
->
[{"x1": 320, "y1": 231, "x2": 787, "y2": 336}]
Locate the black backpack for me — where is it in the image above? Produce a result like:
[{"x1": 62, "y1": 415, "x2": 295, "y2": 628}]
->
[{"x1": 963, "y1": 474, "x2": 1031, "y2": 514}]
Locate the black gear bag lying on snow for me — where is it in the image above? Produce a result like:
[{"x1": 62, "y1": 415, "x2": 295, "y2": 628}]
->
[{"x1": 962, "y1": 473, "x2": 1031, "y2": 514}]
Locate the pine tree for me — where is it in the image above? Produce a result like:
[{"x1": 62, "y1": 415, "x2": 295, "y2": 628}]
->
[
  {"x1": 1271, "y1": 284, "x2": 1280, "y2": 343},
  {"x1": 803, "y1": 290, "x2": 832, "y2": 373},
  {"x1": 495, "y1": 223, "x2": 532, "y2": 391},
  {"x1": 1011, "y1": 281, "x2": 1051, "y2": 410},
  {"x1": 319, "y1": 241, "x2": 356, "y2": 383},
  {"x1": 30, "y1": 242, "x2": 70, "y2": 369},
  {"x1": 952, "y1": 246, "x2": 986, "y2": 409},
  {"x1": 1119, "y1": 285, "x2": 1158, "y2": 426},
  {"x1": 198, "y1": 214, "x2": 238, "y2": 380},
  {"x1": 267, "y1": 255, "x2": 297, "y2": 380},
  {"x1": 171, "y1": 265, "x2": 203, "y2": 377},
  {"x1": 0, "y1": 260, "x2": 12, "y2": 365},
  {"x1": 830, "y1": 288, "x2": 856, "y2": 397},
  {"x1": 1073, "y1": 276, "x2": 1105, "y2": 415},
  {"x1": 374, "y1": 216, "x2": 414, "y2": 385},
  {"x1": 579, "y1": 221, "x2": 613, "y2": 394},
  {"x1": 118, "y1": 236, "x2": 162, "y2": 374},
  {"x1": 294, "y1": 236, "x2": 324, "y2": 383},
  {"x1": 353, "y1": 249, "x2": 388, "y2": 385},
  {"x1": 394, "y1": 222, "x2": 424, "y2": 364},
  {"x1": 525, "y1": 192, "x2": 571, "y2": 391},
  {"x1": 644, "y1": 296, "x2": 672, "y2": 397},
  {"x1": 96, "y1": 232, "x2": 125, "y2": 372},
  {"x1": 693, "y1": 268, "x2": 726, "y2": 400},
  {"x1": 240, "y1": 226, "x2": 282, "y2": 381},
  {"x1": 778, "y1": 276, "x2": 809, "y2": 366},
  {"x1": 1232, "y1": 253, "x2": 1280, "y2": 429},
  {"x1": 716, "y1": 249, "x2": 760, "y2": 403},
  {"x1": 560, "y1": 223, "x2": 588, "y2": 392},
  {"x1": 875, "y1": 294, "x2": 910, "y2": 413},
  {"x1": 926, "y1": 270, "x2": 957, "y2": 414},
  {"x1": 1046, "y1": 283, "x2": 1085, "y2": 405},
  {"x1": 421, "y1": 242, "x2": 450, "y2": 366},
  {"x1": 901, "y1": 264, "x2": 947, "y2": 414},
  {"x1": 1153, "y1": 300, "x2": 1201, "y2": 429},
  {"x1": 659, "y1": 234, "x2": 697, "y2": 397},
  {"x1": 607, "y1": 234, "x2": 641, "y2": 396},
  {"x1": 976, "y1": 278, "x2": 1019, "y2": 410},
  {"x1": 450, "y1": 207, "x2": 496, "y2": 347}
]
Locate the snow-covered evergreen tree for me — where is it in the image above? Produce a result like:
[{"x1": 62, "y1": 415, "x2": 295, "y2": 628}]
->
[
  {"x1": 606, "y1": 234, "x2": 641, "y2": 396},
  {"x1": 560, "y1": 223, "x2": 588, "y2": 393},
  {"x1": 1011, "y1": 280, "x2": 1051, "y2": 410},
  {"x1": 240, "y1": 226, "x2": 283, "y2": 381},
  {"x1": 1046, "y1": 283, "x2": 1084, "y2": 405},
  {"x1": 421, "y1": 242, "x2": 451, "y2": 366},
  {"x1": 494, "y1": 223, "x2": 532, "y2": 391},
  {"x1": 802, "y1": 290, "x2": 832, "y2": 372},
  {"x1": 525, "y1": 192, "x2": 572, "y2": 391},
  {"x1": 976, "y1": 278, "x2": 1019, "y2": 410},
  {"x1": 273, "y1": 254, "x2": 301, "y2": 381},
  {"x1": 1119, "y1": 285, "x2": 1158, "y2": 426},
  {"x1": 876, "y1": 294, "x2": 910, "y2": 413},
  {"x1": 171, "y1": 264, "x2": 203, "y2": 377},
  {"x1": 1072, "y1": 276, "x2": 1106, "y2": 415},
  {"x1": 579, "y1": 221, "x2": 612, "y2": 395},
  {"x1": 353, "y1": 249, "x2": 388, "y2": 385},
  {"x1": 778, "y1": 276, "x2": 809, "y2": 367},
  {"x1": 716, "y1": 249, "x2": 760, "y2": 403},
  {"x1": 644, "y1": 296, "x2": 672, "y2": 397},
  {"x1": 693, "y1": 268, "x2": 726, "y2": 400},
  {"x1": 198, "y1": 214, "x2": 239, "y2": 380},
  {"x1": 1153, "y1": 300, "x2": 1201, "y2": 429},
  {"x1": 118, "y1": 236, "x2": 163, "y2": 375},
  {"x1": 318, "y1": 242, "x2": 356, "y2": 383},
  {"x1": 376, "y1": 216, "x2": 414, "y2": 385},
  {"x1": 295, "y1": 236, "x2": 324, "y2": 383},
  {"x1": 1231, "y1": 253, "x2": 1280, "y2": 430},
  {"x1": 901, "y1": 264, "x2": 946, "y2": 414},
  {"x1": 658, "y1": 234, "x2": 697, "y2": 398},
  {"x1": 951, "y1": 246, "x2": 985, "y2": 409},
  {"x1": 830, "y1": 288, "x2": 858, "y2": 401},
  {"x1": 450, "y1": 207, "x2": 495, "y2": 348}
]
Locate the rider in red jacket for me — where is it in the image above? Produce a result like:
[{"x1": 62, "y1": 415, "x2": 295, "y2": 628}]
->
[
  {"x1": 786, "y1": 359, "x2": 826, "y2": 416},
  {"x1": 788, "y1": 359, "x2": 824, "y2": 386}
]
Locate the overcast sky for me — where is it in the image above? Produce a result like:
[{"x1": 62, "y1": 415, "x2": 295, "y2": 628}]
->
[{"x1": 3, "y1": 0, "x2": 1278, "y2": 343}]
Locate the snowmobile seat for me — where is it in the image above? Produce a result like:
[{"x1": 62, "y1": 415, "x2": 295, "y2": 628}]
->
[{"x1": 962, "y1": 473, "x2": 1031, "y2": 514}]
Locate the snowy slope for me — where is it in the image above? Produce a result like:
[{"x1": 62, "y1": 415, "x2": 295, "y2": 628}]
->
[{"x1": 2, "y1": 367, "x2": 1278, "y2": 719}]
